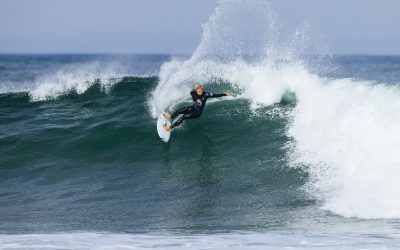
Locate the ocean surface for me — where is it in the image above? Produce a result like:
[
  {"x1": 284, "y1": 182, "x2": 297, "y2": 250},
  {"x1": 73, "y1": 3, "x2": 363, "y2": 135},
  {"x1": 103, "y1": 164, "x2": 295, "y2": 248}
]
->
[{"x1": 2, "y1": 1, "x2": 400, "y2": 249}]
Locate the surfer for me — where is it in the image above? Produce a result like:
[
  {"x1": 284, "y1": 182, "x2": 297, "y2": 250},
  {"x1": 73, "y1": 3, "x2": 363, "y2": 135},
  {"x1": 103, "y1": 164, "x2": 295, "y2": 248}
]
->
[{"x1": 163, "y1": 85, "x2": 232, "y2": 131}]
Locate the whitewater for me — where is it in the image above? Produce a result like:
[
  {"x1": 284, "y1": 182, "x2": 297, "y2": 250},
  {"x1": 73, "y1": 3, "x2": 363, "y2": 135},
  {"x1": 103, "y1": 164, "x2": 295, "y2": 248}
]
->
[{"x1": 1, "y1": 0, "x2": 400, "y2": 249}]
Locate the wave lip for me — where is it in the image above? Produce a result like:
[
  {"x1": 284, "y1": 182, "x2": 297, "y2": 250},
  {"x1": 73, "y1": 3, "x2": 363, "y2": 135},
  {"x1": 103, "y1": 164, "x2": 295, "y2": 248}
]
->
[{"x1": 27, "y1": 62, "x2": 126, "y2": 101}]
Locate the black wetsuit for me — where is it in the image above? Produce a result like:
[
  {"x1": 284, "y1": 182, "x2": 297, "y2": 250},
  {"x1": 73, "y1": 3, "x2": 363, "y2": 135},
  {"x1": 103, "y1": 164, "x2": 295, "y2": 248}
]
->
[{"x1": 170, "y1": 90, "x2": 227, "y2": 129}]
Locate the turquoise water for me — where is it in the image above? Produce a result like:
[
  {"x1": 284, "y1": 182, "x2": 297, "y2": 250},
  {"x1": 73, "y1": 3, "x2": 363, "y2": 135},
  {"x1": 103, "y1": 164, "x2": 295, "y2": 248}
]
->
[{"x1": 1, "y1": 54, "x2": 400, "y2": 249}]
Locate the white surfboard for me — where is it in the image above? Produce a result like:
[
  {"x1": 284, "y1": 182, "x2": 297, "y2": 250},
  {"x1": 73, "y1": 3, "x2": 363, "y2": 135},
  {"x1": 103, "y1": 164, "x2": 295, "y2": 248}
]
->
[{"x1": 157, "y1": 112, "x2": 171, "y2": 143}]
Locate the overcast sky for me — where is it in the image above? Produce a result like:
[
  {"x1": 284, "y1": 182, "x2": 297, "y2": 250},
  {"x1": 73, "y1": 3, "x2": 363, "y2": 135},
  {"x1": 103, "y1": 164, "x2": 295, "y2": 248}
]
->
[{"x1": 0, "y1": 0, "x2": 399, "y2": 54}]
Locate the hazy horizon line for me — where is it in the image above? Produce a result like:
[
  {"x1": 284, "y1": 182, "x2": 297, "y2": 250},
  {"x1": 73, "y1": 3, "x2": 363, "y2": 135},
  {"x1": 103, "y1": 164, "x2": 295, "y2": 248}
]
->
[{"x1": 1, "y1": 52, "x2": 400, "y2": 57}]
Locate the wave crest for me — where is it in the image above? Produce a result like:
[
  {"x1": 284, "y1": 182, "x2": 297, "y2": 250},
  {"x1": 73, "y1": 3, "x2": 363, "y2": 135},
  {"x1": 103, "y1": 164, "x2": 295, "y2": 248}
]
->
[{"x1": 28, "y1": 62, "x2": 126, "y2": 101}]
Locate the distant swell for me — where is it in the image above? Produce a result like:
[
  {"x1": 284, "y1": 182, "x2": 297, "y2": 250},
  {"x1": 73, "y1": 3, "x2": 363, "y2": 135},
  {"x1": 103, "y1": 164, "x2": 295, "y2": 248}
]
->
[
  {"x1": 0, "y1": 55, "x2": 166, "y2": 100},
  {"x1": 0, "y1": 76, "x2": 158, "y2": 102}
]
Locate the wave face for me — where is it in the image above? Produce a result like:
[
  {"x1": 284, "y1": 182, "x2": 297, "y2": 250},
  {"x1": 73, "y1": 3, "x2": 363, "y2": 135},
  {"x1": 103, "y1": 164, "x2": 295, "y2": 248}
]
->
[
  {"x1": 1, "y1": 75, "x2": 304, "y2": 233},
  {"x1": 1, "y1": 0, "x2": 400, "y2": 243}
]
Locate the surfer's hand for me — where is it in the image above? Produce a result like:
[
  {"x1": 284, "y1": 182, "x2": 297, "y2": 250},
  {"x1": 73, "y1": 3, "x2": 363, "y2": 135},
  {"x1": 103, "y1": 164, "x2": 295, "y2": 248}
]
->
[
  {"x1": 196, "y1": 100, "x2": 202, "y2": 105},
  {"x1": 226, "y1": 91, "x2": 233, "y2": 96}
]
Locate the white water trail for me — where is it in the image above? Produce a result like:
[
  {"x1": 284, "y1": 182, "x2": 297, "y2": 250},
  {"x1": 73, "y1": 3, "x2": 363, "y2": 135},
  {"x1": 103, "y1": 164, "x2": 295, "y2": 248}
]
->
[
  {"x1": 149, "y1": 0, "x2": 277, "y2": 116},
  {"x1": 150, "y1": 0, "x2": 400, "y2": 219}
]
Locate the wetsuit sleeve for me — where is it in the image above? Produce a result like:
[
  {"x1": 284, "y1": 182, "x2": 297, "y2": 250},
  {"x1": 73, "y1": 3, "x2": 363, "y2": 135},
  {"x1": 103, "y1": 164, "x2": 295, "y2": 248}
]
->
[
  {"x1": 206, "y1": 92, "x2": 227, "y2": 98},
  {"x1": 190, "y1": 90, "x2": 197, "y2": 101}
]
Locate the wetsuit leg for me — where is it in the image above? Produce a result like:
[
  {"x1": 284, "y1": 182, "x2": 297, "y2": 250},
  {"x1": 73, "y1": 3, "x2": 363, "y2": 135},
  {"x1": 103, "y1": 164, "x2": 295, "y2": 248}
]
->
[
  {"x1": 171, "y1": 106, "x2": 193, "y2": 120},
  {"x1": 170, "y1": 108, "x2": 201, "y2": 129}
]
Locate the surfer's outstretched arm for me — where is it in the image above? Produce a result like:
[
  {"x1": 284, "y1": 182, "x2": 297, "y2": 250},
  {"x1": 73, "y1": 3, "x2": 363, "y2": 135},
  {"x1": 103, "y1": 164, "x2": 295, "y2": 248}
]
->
[
  {"x1": 206, "y1": 91, "x2": 232, "y2": 99},
  {"x1": 208, "y1": 93, "x2": 226, "y2": 98}
]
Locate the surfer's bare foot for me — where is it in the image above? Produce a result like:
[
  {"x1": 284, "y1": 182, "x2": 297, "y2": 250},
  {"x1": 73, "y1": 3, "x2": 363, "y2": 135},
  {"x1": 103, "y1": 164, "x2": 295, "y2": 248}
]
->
[
  {"x1": 163, "y1": 112, "x2": 172, "y2": 121},
  {"x1": 163, "y1": 124, "x2": 171, "y2": 132}
]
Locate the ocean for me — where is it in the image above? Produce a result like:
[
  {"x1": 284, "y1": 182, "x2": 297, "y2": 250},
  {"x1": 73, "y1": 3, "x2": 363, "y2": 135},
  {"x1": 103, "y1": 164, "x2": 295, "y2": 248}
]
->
[{"x1": 1, "y1": 1, "x2": 400, "y2": 249}]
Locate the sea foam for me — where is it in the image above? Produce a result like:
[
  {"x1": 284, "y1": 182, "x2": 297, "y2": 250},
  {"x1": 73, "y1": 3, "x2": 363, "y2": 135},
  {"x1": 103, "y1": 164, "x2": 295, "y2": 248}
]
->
[{"x1": 1, "y1": 231, "x2": 398, "y2": 250}]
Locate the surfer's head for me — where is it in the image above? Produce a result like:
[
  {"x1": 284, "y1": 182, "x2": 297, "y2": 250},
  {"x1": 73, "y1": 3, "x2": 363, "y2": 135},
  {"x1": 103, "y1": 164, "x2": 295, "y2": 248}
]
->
[{"x1": 195, "y1": 84, "x2": 203, "y2": 95}]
